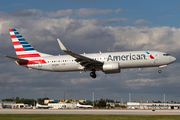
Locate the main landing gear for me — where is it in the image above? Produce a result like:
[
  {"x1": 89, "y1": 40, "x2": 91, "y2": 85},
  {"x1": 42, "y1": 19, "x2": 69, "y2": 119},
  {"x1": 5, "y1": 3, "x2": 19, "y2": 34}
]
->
[{"x1": 90, "y1": 71, "x2": 96, "y2": 79}]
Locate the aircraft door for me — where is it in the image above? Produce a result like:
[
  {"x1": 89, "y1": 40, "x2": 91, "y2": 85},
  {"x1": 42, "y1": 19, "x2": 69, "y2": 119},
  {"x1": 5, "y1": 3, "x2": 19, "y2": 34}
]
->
[{"x1": 154, "y1": 53, "x2": 159, "y2": 65}]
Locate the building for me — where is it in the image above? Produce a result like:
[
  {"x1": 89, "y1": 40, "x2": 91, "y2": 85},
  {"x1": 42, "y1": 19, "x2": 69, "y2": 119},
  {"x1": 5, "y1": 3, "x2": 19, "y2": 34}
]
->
[
  {"x1": 44, "y1": 100, "x2": 58, "y2": 104},
  {"x1": 127, "y1": 102, "x2": 180, "y2": 109},
  {"x1": 0, "y1": 102, "x2": 25, "y2": 109},
  {"x1": 11, "y1": 103, "x2": 25, "y2": 109},
  {"x1": 106, "y1": 102, "x2": 127, "y2": 108}
]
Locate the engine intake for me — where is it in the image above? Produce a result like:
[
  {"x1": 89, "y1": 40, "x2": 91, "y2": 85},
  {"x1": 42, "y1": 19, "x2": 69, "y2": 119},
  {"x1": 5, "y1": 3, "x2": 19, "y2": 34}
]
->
[{"x1": 102, "y1": 62, "x2": 120, "y2": 74}]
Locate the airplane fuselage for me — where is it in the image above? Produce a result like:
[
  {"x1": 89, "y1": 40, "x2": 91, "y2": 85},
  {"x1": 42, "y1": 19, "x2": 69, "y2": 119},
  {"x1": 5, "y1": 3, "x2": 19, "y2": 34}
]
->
[{"x1": 26, "y1": 51, "x2": 175, "y2": 72}]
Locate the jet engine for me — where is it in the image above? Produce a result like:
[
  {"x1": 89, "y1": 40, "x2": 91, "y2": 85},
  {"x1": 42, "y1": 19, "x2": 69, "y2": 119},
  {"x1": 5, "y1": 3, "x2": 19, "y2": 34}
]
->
[{"x1": 102, "y1": 62, "x2": 120, "y2": 74}]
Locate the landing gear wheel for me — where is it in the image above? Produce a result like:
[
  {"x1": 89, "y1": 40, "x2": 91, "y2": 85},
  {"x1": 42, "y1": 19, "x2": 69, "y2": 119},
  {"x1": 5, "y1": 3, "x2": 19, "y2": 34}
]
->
[
  {"x1": 158, "y1": 70, "x2": 162, "y2": 73},
  {"x1": 90, "y1": 72, "x2": 96, "y2": 79}
]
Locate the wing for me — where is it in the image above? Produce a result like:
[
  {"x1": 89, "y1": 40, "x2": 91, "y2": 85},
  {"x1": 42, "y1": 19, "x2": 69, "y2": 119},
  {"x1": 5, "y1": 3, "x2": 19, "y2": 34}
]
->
[{"x1": 57, "y1": 39, "x2": 103, "y2": 68}]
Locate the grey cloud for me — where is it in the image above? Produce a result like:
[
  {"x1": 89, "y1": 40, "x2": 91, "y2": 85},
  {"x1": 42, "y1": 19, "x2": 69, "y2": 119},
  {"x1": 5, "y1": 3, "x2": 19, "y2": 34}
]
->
[
  {"x1": 0, "y1": 11, "x2": 8, "y2": 18},
  {"x1": 11, "y1": 8, "x2": 33, "y2": 17},
  {"x1": 140, "y1": 30, "x2": 148, "y2": 33},
  {"x1": 74, "y1": 8, "x2": 122, "y2": 17},
  {"x1": 46, "y1": 9, "x2": 73, "y2": 17},
  {"x1": 103, "y1": 18, "x2": 122, "y2": 24},
  {"x1": 101, "y1": 18, "x2": 129, "y2": 24},
  {"x1": 114, "y1": 8, "x2": 123, "y2": 13},
  {"x1": 28, "y1": 9, "x2": 44, "y2": 16},
  {"x1": 75, "y1": 8, "x2": 113, "y2": 17},
  {"x1": 134, "y1": 19, "x2": 151, "y2": 24},
  {"x1": 8, "y1": 8, "x2": 123, "y2": 18},
  {"x1": 111, "y1": 26, "x2": 180, "y2": 57}
]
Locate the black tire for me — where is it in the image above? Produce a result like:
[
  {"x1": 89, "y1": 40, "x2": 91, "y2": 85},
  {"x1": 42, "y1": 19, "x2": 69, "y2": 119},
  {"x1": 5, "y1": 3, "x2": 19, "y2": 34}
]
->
[{"x1": 90, "y1": 72, "x2": 96, "y2": 78}]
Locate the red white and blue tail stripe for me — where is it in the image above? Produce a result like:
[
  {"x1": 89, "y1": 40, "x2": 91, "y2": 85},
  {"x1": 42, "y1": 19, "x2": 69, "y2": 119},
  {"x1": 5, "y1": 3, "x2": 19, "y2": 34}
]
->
[{"x1": 9, "y1": 28, "x2": 46, "y2": 65}]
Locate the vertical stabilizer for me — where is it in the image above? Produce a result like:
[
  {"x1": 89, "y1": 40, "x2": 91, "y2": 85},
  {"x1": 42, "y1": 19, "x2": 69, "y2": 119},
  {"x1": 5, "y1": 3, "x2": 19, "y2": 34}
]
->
[{"x1": 9, "y1": 29, "x2": 46, "y2": 65}]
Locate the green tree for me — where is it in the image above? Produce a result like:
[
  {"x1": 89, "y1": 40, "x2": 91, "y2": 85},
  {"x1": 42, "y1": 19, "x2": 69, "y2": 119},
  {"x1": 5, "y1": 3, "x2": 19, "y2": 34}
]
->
[
  {"x1": 37, "y1": 97, "x2": 49, "y2": 105},
  {"x1": 15, "y1": 97, "x2": 20, "y2": 103},
  {"x1": 2, "y1": 98, "x2": 13, "y2": 102},
  {"x1": 97, "y1": 99, "x2": 106, "y2": 108},
  {"x1": 2, "y1": 97, "x2": 37, "y2": 106},
  {"x1": 115, "y1": 104, "x2": 120, "y2": 107},
  {"x1": 66, "y1": 100, "x2": 71, "y2": 103}
]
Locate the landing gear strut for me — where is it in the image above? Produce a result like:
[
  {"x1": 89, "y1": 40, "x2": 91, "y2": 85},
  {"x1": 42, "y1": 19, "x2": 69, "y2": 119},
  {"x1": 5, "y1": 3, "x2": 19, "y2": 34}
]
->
[
  {"x1": 90, "y1": 71, "x2": 96, "y2": 79},
  {"x1": 158, "y1": 65, "x2": 167, "y2": 73}
]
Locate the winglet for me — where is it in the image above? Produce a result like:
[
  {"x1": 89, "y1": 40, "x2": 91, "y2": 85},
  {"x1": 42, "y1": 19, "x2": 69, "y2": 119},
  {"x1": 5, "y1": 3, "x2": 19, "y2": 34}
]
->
[{"x1": 57, "y1": 39, "x2": 68, "y2": 51}]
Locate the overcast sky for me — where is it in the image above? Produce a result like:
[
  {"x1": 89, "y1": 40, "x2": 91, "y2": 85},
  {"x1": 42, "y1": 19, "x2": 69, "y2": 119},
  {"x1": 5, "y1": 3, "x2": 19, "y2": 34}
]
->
[{"x1": 0, "y1": 0, "x2": 180, "y2": 102}]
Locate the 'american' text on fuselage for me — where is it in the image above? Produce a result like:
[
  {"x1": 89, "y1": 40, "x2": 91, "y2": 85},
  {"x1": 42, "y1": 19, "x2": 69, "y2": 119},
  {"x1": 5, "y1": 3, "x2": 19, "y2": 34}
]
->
[{"x1": 107, "y1": 53, "x2": 146, "y2": 61}]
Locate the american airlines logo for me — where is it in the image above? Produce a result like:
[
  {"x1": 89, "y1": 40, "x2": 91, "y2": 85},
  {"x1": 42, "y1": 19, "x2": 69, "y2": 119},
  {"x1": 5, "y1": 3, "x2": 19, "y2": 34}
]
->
[
  {"x1": 107, "y1": 53, "x2": 147, "y2": 61},
  {"x1": 146, "y1": 51, "x2": 154, "y2": 59}
]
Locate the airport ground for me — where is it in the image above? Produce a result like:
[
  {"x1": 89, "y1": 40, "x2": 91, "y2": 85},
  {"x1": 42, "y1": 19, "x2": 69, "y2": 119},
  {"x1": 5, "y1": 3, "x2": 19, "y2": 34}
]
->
[
  {"x1": 1, "y1": 114, "x2": 180, "y2": 120},
  {"x1": 0, "y1": 109, "x2": 180, "y2": 116}
]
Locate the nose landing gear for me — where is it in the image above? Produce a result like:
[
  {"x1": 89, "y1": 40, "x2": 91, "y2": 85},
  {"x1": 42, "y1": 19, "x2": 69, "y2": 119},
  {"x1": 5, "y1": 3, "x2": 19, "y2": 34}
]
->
[
  {"x1": 90, "y1": 71, "x2": 96, "y2": 79},
  {"x1": 158, "y1": 65, "x2": 167, "y2": 73}
]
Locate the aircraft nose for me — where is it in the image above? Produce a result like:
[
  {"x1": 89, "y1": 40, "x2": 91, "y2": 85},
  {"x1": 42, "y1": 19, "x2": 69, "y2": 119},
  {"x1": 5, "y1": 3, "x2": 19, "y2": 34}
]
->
[{"x1": 171, "y1": 56, "x2": 176, "y2": 63}]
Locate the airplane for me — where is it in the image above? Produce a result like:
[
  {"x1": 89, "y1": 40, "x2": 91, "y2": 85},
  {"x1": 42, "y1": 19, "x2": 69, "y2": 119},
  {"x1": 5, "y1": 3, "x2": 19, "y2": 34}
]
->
[
  {"x1": 1, "y1": 103, "x2": 12, "y2": 109},
  {"x1": 5, "y1": 28, "x2": 176, "y2": 78},
  {"x1": 36, "y1": 102, "x2": 53, "y2": 109},
  {"x1": 76, "y1": 102, "x2": 93, "y2": 108}
]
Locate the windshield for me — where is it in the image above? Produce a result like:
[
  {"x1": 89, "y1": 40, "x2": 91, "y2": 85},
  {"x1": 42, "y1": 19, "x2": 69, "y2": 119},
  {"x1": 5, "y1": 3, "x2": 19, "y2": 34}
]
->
[{"x1": 163, "y1": 54, "x2": 170, "y2": 56}]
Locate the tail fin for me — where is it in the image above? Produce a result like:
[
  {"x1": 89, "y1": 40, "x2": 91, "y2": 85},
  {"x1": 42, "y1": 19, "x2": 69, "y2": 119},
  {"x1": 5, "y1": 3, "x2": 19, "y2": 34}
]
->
[
  {"x1": 9, "y1": 28, "x2": 39, "y2": 58},
  {"x1": 9, "y1": 29, "x2": 47, "y2": 65}
]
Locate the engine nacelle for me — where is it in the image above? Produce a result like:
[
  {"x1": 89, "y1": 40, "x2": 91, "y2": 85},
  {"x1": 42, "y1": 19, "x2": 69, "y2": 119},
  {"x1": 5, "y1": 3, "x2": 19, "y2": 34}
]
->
[{"x1": 102, "y1": 62, "x2": 120, "y2": 74}]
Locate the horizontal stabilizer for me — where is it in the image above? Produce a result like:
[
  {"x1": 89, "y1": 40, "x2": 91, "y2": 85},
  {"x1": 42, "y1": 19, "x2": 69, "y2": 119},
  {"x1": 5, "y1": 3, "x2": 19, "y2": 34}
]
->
[{"x1": 4, "y1": 55, "x2": 28, "y2": 62}]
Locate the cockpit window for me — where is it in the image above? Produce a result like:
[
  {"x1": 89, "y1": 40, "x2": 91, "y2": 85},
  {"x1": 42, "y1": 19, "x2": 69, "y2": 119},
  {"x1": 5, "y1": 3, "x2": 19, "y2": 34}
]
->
[{"x1": 163, "y1": 54, "x2": 170, "y2": 56}]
